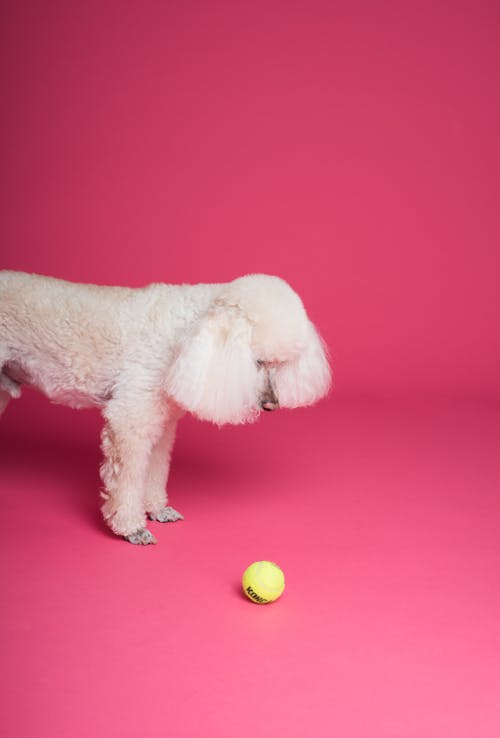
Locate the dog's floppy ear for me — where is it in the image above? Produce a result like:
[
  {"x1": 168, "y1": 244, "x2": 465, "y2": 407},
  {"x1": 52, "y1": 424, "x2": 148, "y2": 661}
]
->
[
  {"x1": 273, "y1": 321, "x2": 332, "y2": 408},
  {"x1": 166, "y1": 304, "x2": 259, "y2": 425}
]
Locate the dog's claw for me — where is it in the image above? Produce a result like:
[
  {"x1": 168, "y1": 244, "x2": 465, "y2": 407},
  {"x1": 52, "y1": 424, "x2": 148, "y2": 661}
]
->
[
  {"x1": 125, "y1": 529, "x2": 157, "y2": 545},
  {"x1": 148, "y1": 506, "x2": 184, "y2": 523}
]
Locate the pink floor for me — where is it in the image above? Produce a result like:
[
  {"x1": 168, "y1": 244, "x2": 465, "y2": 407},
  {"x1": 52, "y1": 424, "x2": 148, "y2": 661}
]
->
[{"x1": 1, "y1": 392, "x2": 499, "y2": 737}]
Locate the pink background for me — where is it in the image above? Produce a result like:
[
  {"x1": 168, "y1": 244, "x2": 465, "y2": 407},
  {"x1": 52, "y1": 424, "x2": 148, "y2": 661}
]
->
[{"x1": 1, "y1": 2, "x2": 499, "y2": 737}]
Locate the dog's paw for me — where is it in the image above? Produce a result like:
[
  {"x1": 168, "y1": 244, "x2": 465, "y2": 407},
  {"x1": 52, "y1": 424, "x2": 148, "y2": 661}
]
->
[
  {"x1": 148, "y1": 506, "x2": 184, "y2": 523},
  {"x1": 125, "y1": 528, "x2": 157, "y2": 545}
]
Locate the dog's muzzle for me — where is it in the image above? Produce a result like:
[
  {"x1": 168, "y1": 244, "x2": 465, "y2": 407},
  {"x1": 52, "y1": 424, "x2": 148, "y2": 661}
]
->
[
  {"x1": 261, "y1": 400, "x2": 279, "y2": 411},
  {"x1": 260, "y1": 370, "x2": 279, "y2": 411},
  {"x1": 260, "y1": 390, "x2": 279, "y2": 412}
]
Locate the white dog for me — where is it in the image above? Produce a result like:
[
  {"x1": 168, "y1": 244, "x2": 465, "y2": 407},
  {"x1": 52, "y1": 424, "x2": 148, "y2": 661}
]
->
[{"x1": 0, "y1": 271, "x2": 331, "y2": 544}]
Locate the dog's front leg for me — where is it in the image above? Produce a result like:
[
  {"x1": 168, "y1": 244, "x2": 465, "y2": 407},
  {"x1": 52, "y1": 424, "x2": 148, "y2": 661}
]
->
[
  {"x1": 100, "y1": 400, "x2": 165, "y2": 545},
  {"x1": 145, "y1": 412, "x2": 183, "y2": 523}
]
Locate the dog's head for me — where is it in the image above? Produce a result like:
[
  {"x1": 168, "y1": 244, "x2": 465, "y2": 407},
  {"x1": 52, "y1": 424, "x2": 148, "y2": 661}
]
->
[{"x1": 166, "y1": 275, "x2": 332, "y2": 425}]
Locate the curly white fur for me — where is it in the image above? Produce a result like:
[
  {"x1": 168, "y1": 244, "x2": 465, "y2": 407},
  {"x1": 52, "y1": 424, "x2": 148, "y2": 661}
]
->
[{"x1": 0, "y1": 270, "x2": 331, "y2": 544}]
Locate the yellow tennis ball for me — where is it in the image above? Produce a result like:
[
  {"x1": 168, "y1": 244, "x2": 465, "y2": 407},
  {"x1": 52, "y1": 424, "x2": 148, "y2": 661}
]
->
[{"x1": 242, "y1": 561, "x2": 285, "y2": 604}]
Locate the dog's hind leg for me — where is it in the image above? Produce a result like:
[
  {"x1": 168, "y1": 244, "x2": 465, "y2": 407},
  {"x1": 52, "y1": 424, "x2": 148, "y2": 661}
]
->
[
  {"x1": 0, "y1": 389, "x2": 10, "y2": 418},
  {"x1": 0, "y1": 362, "x2": 22, "y2": 418},
  {"x1": 0, "y1": 371, "x2": 22, "y2": 399}
]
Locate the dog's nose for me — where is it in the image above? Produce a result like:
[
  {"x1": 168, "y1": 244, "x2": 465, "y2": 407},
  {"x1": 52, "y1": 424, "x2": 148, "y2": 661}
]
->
[{"x1": 261, "y1": 400, "x2": 279, "y2": 411}]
